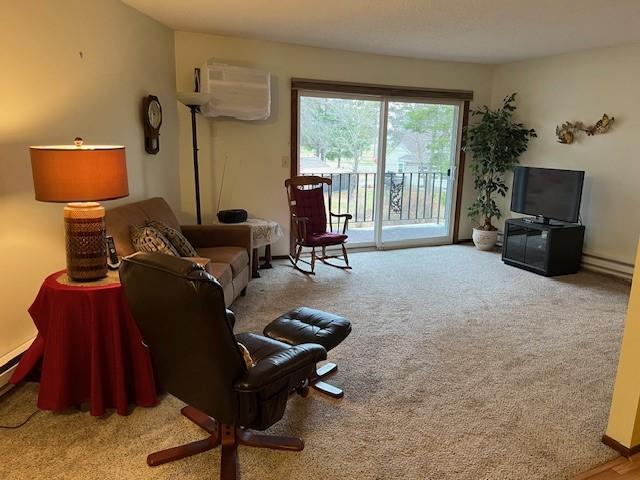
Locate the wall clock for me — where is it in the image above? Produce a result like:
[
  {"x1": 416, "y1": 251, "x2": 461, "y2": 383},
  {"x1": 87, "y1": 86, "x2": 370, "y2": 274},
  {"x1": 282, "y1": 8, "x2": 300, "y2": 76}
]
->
[{"x1": 143, "y1": 95, "x2": 162, "y2": 154}]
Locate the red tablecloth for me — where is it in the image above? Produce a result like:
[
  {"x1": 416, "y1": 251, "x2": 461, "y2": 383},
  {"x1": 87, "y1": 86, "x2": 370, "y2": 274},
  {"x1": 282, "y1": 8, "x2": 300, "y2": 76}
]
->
[{"x1": 10, "y1": 271, "x2": 157, "y2": 416}]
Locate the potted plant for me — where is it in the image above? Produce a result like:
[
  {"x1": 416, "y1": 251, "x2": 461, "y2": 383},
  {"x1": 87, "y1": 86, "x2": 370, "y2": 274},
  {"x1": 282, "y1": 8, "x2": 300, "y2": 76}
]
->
[{"x1": 463, "y1": 93, "x2": 537, "y2": 250}]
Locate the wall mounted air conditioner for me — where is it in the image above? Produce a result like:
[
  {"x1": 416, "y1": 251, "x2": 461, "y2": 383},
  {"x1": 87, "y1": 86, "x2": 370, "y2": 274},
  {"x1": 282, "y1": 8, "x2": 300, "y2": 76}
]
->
[{"x1": 200, "y1": 61, "x2": 271, "y2": 121}]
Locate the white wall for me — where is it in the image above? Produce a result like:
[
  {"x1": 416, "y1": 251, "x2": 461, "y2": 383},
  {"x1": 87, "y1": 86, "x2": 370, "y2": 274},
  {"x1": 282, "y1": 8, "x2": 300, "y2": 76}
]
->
[
  {"x1": 174, "y1": 31, "x2": 495, "y2": 255},
  {"x1": 492, "y1": 44, "x2": 640, "y2": 267},
  {"x1": 0, "y1": 0, "x2": 179, "y2": 365}
]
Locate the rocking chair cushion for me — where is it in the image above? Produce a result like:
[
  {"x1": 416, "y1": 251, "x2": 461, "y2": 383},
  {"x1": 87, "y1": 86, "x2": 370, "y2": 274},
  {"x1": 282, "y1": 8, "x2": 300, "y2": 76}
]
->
[
  {"x1": 303, "y1": 232, "x2": 348, "y2": 246},
  {"x1": 293, "y1": 186, "x2": 327, "y2": 235}
]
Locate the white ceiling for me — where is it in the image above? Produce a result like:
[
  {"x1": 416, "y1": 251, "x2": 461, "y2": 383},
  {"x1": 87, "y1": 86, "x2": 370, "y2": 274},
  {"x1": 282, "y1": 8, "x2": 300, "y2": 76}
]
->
[{"x1": 123, "y1": 0, "x2": 640, "y2": 64}]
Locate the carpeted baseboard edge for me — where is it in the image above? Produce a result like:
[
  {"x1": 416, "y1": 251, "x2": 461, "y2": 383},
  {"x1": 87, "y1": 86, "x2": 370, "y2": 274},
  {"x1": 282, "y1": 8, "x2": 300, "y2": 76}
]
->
[
  {"x1": 602, "y1": 434, "x2": 640, "y2": 457},
  {"x1": 268, "y1": 246, "x2": 634, "y2": 281}
]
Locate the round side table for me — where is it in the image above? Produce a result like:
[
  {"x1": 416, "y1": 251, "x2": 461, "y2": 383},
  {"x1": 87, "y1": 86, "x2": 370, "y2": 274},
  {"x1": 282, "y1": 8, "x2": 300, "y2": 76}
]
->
[
  {"x1": 214, "y1": 218, "x2": 283, "y2": 278},
  {"x1": 10, "y1": 270, "x2": 157, "y2": 416}
]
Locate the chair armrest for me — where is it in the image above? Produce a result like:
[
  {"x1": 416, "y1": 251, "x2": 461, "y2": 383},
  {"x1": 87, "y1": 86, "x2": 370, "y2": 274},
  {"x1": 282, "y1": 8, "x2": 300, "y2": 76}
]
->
[
  {"x1": 291, "y1": 215, "x2": 310, "y2": 241},
  {"x1": 234, "y1": 343, "x2": 327, "y2": 393},
  {"x1": 329, "y1": 212, "x2": 351, "y2": 234},
  {"x1": 181, "y1": 224, "x2": 252, "y2": 252}
]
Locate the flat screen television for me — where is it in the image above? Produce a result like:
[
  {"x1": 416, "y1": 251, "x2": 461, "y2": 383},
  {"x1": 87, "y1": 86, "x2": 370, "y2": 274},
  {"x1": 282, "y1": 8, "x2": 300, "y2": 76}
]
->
[{"x1": 511, "y1": 166, "x2": 584, "y2": 223}]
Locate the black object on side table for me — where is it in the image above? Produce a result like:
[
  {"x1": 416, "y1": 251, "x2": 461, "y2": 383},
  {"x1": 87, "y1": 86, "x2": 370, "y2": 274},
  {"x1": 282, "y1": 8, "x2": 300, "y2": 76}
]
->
[{"x1": 502, "y1": 218, "x2": 585, "y2": 276}]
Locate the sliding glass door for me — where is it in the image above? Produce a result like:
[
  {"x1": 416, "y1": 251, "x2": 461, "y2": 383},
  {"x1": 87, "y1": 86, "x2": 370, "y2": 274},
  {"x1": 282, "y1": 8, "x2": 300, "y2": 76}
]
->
[
  {"x1": 379, "y1": 100, "x2": 461, "y2": 246},
  {"x1": 299, "y1": 93, "x2": 381, "y2": 245},
  {"x1": 298, "y1": 92, "x2": 462, "y2": 249}
]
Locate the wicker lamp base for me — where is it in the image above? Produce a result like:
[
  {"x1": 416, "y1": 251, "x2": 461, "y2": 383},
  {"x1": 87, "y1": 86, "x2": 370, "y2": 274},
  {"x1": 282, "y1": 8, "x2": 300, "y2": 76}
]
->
[{"x1": 64, "y1": 202, "x2": 107, "y2": 281}]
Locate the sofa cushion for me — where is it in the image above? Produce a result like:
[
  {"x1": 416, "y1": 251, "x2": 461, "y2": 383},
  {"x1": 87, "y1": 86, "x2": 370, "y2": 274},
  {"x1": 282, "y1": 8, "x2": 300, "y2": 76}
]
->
[
  {"x1": 197, "y1": 247, "x2": 249, "y2": 276},
  {"x1": 232, "y1": 266, "x2": 250, "y2": 299},
  {"x1": 146, "y1": 219, "x2": 198, "y2": 257},
  {"x1": 182, "y1": 257, "x2": 212, "y2": 269},
  {"x1": 205, "y1": 261, "x2": 232, "y2": 288},
  {"x1": 130, "y1": 225, "x2": 179, "y2": 256}
]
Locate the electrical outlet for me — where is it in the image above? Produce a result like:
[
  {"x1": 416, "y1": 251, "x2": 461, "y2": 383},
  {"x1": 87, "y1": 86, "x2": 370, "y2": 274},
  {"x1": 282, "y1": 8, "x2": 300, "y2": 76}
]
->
[{"x1": 281, "y1": 155, "x2": 290, "y2": 168}]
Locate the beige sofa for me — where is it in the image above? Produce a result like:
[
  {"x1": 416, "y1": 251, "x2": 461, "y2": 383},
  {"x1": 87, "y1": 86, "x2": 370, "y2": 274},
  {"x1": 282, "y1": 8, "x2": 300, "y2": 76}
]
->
[{"x1": 105, "y1": 197, "x2": 251, "y2": 305}]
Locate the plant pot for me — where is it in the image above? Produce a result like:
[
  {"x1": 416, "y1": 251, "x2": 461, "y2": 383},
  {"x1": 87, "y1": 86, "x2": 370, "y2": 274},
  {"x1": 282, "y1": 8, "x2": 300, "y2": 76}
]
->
[{"x1": 472, "y1": 228, "x2": 498, "y2": 251}]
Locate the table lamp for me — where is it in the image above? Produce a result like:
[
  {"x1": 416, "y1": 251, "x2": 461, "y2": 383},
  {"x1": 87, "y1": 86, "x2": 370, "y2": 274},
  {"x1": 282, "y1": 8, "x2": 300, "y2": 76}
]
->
[{"x1": 30, "y1": 138, "x2": 128, "y2": 281}]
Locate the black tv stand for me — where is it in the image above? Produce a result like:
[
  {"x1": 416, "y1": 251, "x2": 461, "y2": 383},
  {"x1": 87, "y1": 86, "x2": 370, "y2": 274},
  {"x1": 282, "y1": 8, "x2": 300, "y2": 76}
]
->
[{"x1": 502, "y1": 218, "x2": 585, "y2": 276}]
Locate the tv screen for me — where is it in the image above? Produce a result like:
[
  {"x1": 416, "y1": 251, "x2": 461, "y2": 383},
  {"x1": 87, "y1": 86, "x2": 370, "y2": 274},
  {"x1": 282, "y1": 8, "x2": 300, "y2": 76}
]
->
[{"x1": 511, "y1": 166, "x2": 584, "y2": 223}]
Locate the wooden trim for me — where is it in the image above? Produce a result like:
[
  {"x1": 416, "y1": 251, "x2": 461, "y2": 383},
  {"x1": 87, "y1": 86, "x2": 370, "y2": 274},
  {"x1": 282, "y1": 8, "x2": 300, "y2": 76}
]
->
[
  {"x1": 291, "y1": 78, "x2": 473, "y2": 101},
  {"x1": 453, "y1": 100, "x2": 470, "y2": 243},
  {"x1": 602, "y1": 434, "x2": 640, "y2": 458},
  {"x1": 289, "y1": 88, "x2": 300, "y2": 256},
  {"x1": 290, "y1": 88, "x2": 299, "y2": 178},
  {"x1": 570, "y1": 456, "x2": 629, "y2": 480}
]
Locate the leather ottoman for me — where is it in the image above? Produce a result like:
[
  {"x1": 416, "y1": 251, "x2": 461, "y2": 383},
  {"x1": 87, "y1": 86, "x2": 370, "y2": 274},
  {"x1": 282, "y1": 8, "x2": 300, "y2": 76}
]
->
[{"x1": 264, "y1": 307, "x2": 351, "y2": 398}]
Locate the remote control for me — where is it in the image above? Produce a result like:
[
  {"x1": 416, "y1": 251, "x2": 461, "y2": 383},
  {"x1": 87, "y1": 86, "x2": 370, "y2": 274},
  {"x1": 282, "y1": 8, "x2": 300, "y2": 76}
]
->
[{"x1": 106, "y1": 235, "x2": 120, "y2": 269}]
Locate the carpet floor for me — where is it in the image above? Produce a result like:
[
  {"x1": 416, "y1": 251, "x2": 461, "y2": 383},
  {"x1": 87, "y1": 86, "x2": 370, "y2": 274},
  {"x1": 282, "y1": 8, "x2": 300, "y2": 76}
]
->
[{"x1": 0, "y1": 245, "x2": 631, "y2": 480}]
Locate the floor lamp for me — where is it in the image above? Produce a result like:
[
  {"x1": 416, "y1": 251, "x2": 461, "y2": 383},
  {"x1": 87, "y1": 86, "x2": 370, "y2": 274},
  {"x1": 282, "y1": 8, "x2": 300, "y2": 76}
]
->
[{"x1": 177, "y1": 92, "x2": 211, "y2": 225}]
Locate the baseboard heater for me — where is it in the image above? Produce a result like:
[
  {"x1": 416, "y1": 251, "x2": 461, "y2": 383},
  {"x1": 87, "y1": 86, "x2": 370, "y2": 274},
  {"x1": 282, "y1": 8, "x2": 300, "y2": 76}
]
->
[
  {"x1": 0, "y1": 338, "x2": 35, "y2": 394},
  {"x1": 0, "y1": 354, "x2": 23, "y2": 394},
  {"x1": 582, "y1": 253, "x2": 634, "y2": 280},
  {"x1": 1, "y1": 354, "x2": 23, "y2": 376}
]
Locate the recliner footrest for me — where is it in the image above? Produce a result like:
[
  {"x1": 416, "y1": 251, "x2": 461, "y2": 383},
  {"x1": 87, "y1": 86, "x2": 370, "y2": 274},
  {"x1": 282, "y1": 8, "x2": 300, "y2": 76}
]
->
[
  {"x1": 263, "y1": 307, "x2": 351, "y2": 352},
  {"x1": 263, "y1": 307, "x2": 351, "y2": 399}
]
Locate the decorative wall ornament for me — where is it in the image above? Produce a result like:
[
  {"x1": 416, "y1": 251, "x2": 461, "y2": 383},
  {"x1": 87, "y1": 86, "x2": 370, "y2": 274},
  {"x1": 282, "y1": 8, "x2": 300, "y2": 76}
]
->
[{"x1": 555, "y1": 114, "x2": 615, "y2": 144}]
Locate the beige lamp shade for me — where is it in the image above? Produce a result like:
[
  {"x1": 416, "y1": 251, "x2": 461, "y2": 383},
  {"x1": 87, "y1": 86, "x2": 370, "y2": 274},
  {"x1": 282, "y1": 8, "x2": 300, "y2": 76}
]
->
[
  {"x1": 177, "y1": 91, "x2": 211, "y2": 106},
  {"x1": 30, "y1": 144, "x2": 128, "y2": 202}
]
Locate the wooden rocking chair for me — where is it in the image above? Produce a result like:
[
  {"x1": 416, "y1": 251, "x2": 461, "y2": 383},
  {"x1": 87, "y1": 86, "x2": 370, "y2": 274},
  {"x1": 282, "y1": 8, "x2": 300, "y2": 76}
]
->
[{"x1": 285, "y1": 176, "x2": 352, "y2": 275}]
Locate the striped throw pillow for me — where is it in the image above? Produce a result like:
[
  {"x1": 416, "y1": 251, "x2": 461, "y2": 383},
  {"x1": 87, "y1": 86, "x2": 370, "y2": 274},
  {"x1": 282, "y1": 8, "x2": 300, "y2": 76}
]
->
[
  {"x1": 130, "y1": 225, "x2": 179, "y2": 256},
  {"x1": 145, "y1": 219, "x2": 199, "y2": 257}
]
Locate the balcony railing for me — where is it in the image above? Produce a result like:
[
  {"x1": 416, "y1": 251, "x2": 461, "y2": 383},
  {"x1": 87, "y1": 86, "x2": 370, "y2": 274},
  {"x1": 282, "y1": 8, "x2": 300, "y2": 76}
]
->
[{"x1": 304, "y1": 172, "x2": 448, "y2": 227}]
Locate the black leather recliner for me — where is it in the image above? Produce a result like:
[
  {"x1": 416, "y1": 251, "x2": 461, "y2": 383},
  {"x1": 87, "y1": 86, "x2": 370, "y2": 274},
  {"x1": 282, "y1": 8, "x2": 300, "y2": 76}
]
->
[{"x1": 119, "y1": 253, "x2": 327, "y2": 480}]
